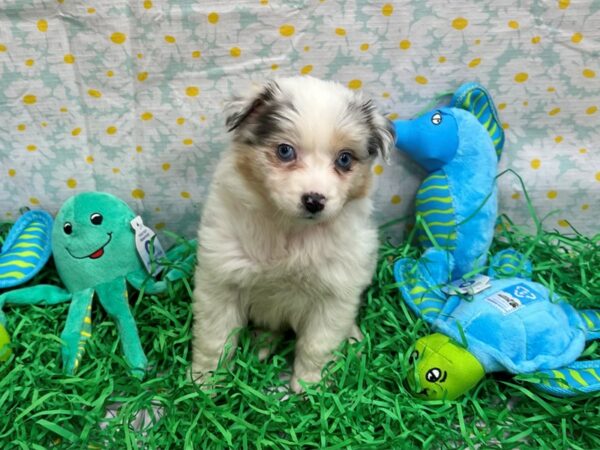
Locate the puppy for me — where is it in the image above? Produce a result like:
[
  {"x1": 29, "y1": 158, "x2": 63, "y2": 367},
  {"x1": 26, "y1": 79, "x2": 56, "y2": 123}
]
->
[{"x1": 191, "y1": 76, "x2": 395, "y2": 392}]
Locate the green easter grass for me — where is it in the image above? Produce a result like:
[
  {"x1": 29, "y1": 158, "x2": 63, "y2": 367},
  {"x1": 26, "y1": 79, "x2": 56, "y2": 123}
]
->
[{"x1": 0, "y1": 216, "x2": 599, "y2": 449}]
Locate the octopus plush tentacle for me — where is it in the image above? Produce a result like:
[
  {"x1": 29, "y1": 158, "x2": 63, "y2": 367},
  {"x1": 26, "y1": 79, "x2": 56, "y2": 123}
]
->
[
  {"x1": 61, "y1": 288, "x2": 93, "y2": 374},
  {"x1": 0, "y1": 285, "x2": 72, "y2": 326}
]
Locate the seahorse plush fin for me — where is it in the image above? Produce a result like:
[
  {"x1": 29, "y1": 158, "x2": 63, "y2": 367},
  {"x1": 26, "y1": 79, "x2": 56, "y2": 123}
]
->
[
  {"x1": 525, "y1": 360, "x2": 600, "y2": 397},
  {"x1": 488, "y1": 249, "x2": 533, "y2": 279},
  {"x1": 0, "y1": 210, "x2": 53, "y2": 289},
  {"x1": 393, "y1": 248, "x2": 453, "y2": 324},
  {"x1": 450, "y1": 82, "x2": 505, "y2": 159}
]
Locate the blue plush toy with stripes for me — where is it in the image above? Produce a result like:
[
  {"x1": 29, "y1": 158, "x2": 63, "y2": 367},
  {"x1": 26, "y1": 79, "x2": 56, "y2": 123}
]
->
[
  {"x1": 394, "y1": 82, "x2": 504, "y2": 279},
  {"x1": 395, "y1": 247, "x2": 600, "y2": 399}
]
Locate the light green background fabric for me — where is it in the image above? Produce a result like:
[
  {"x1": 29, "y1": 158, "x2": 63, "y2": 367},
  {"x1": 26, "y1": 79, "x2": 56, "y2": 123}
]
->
[{"x1": 0, "y1": 0, "x2": 598, "y2": 237}]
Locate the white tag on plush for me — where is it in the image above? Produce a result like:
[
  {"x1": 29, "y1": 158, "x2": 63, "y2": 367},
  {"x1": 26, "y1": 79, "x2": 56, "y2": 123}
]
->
[
  {"x1": 130, "y1": 216, "x2": 166, "y2": 276},
  {"x1": 442, "y1": 274, "x2": 491, "y2": 296}
]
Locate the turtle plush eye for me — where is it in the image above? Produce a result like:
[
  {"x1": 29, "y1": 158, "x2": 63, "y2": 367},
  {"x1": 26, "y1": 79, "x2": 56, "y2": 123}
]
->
[
  {"x1": 431, "y1": 112, "x2": 442, "y2": 125},
  {"x1": 426, "y1": 368, "x2": 442, "y2": 383},
  {"x1": 90, "y1": 213, "x2": 103, "y2": 225},
  {"x1": 63, "y1": 222, "x2": 73, "y2": 235}
]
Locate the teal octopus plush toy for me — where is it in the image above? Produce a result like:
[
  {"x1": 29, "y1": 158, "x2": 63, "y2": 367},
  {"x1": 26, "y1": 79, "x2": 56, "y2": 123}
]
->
[
  {"x1": 394, "y1": 248, "x2": 600, "y2": 399},
  {"x1": 0, "y1": 192, "x2": 195, "y2": 378},
  {"x1": 393, "y1": 82, "x2": 505, "y2": 279}
]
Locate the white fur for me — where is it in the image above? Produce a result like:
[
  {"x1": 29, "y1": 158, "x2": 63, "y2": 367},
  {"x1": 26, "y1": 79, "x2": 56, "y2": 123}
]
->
[{"x1": 191, "y1": 76, "x2": 392, "y2": 392}]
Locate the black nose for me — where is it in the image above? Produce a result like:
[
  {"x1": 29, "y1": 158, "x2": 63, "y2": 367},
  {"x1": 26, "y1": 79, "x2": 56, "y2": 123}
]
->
[{"x1": 302, "y1": 193, "x2": 326, "y2": 214}]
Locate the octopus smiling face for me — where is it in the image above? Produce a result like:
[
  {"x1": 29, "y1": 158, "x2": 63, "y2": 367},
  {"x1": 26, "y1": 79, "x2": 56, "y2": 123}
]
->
[{"x1": 51, "y1": 192, "x2": 146, "y2": 292}]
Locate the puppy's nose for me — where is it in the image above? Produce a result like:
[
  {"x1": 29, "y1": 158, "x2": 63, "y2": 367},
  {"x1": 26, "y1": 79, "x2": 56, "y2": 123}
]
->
[{"x1": 301, "y1": 193, "x2": 326, "y2": 214}]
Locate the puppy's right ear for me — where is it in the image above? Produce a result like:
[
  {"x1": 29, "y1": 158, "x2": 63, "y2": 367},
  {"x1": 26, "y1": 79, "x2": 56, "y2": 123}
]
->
[{"x1": 225, "y1": 81, "x2": 281, "y2": 132}]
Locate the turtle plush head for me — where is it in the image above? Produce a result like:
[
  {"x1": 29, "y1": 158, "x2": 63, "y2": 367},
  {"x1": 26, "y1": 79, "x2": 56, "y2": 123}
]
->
[
  {"x1": 52, "y1": 192, "x2": 144, "y2": 292},
  {"x1": 409, "y1": 333, "x2": 485, "y2": 400}
]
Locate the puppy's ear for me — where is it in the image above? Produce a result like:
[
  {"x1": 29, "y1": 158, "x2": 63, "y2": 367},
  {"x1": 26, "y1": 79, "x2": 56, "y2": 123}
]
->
[
  {"x1": 361, "y1": 99, "x2": 396, "y2": 164},
  {"x1": 225, "y1": 81, "x2": 281, "y2": 132}
]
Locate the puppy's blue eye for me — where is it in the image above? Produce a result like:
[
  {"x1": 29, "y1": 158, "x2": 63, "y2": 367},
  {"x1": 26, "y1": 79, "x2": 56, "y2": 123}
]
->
[
  {"x1": 276, "y1": 143, "x2": 296, "y2": 162},
  {"x1": 335, "y1": 151, "x2": 353, "y2": 171}
]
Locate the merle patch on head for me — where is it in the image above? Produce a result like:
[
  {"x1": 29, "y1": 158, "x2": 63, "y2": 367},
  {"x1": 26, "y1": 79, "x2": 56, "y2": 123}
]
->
[{"x1": 348, "y1": 99, "x2": 395, "y2": 159}]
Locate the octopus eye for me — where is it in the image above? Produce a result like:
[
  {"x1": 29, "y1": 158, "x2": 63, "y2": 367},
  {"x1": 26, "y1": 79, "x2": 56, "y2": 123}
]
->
[
  {"x1": 90, "y1": 213, "x2": 103, "y2": 225},
  {"x1": 63, "y1": 222, "x2": 73, "y2": 235}
]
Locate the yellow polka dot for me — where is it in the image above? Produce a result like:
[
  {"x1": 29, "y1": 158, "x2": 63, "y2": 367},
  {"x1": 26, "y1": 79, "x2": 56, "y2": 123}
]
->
[
  {"x1": 132, "y1": 189, "x2": 145, "y2": 199},
  {"x1": 514, "y1": 72, "x2": 529, "y2": 83},
  {"x1": 17, "y1": 124, "x2": 26, "y2": 131},
  {"x1": 137, "y1": 53, "x2": 143, "y2": 59},
  {"x1": 530, "y1": 159, "x2": 541, "y2": 169},
  {"x1": 382, "y1": 4, "x2": 394, "y2": 16},
  {"x1": 37, "y1": 20, "x2": 48, "y2": 32},
  {"x1": 415, "y1": 75, "x2": 428, "y2": 85},
  {"x1": 382, "y1": 92, "x2": 390, "y2": 98},
  {"x1": 143, "y1": 0, "x2": 152, "y2": 9},
  {"x1": 208, "y1": 12, "x2": 219, "y2": 24},
  {"x1": 177, "y1": 117, "x2": 185, "y2": 125},
  {"x1": 586, "y1": 106, "x2": 598, "y2": 115},
  {"x1": 335, "y1": 27, "x2": 346, "y2": 36},
  {"x1": 164, "y1": 35, "x2": 176, "y2": 44},
  {"x1": 192, "y1": 50, "x2": 201, "y2": 58},
  {"x1": 582, "y1": 203, "x2": 589, "y2": 210},
  {"x1": 181, "y1": 191, "x2": 191, "y2": 199},
  {"x1": 474, "y1": 39, "x2": 481, "y2": 45},
  {"x1": 596, "y1": 172, "x2": 600, "y2": 182},
  {"x1": 88, "y1": 89, "x2": 102, "y2": 98},
  {"x1": 8, "y1": 169, "x2": 16, "y2": 177},
  {"x1": 23, "y1": 94, "x2": 37, "y2": 105},
  {"x1": 388, "y1": 113, "x2": 399, "y2": 120},
  {"x1": 41, "y1": 122, "x2": 47, "y2": 128},
  {"x1": 348, "y1": 79, "x2": 362, "y2": 90},
  {"x1": 583, "y1": 68, "x2": 596, "y2": 78},
  {"x1": 106, "y1": 70, "x2": 114, "y2": 77},
  {"x1": 508, "y1": 20, "x2": 519, "y2": 29},
  {"x1": 86, "y1": 156, "x2": 94, "y2": 163},
  {"x1": 360, "y1": 43, "x2": 369, "y2": 51},
  {"x1": 280, "y1": 24, "x2": 294, "y2": 37},
  {"x1": 136, "y1": 146, "x2": 143, "y2": 153},
  {"x1": 162, "y1": 163, "x2": 171, "y2": 171},
  {"x1": 200, "y1": 115, "x2": 206, "y2": 121},
  {"x1": 141, "y1": 112, "x2": 153, "y2": 121},
  {"x1": 452, "y1": 17, "x2": 468, "y2": 30},
  {"x1": 301, "y1": 65, "x2": 313, "y2": 75},
  {"x1": 186, "y1": 86, "x2": 200, "y2": 97},
  {"x1": 547, "y1": 86, "x2": 556, "y2": 92},
  {"x1": 547, "y1": 190, "x2": 557, "y2": 199},
  {"x1": 571, "y1": 32, "x2": 583, "y2": 43},
  {"x1": 106, "y1": 126, "x2": 117, "y2": 135},
  {"x1": 230, "y1": 47, "x2": 241, "y2": 57},
  {"x1": 87, "y1": 7, "x2": 96, "y2": 14},
  {"x1": 399, "y1": 40, "x2": 411, "y2": 50},
  {"x1": 64, "y1": 54, "x2": 75, "y2": 64},
  {"x1": 112, "y1": 167, "x2": 120, "y2": 174},
  {"x1": 468, "y1": 58, "x2": 481, "y2": 68},
  {"x1": 30, "y1": 197, "x2": 40, "y2": 205},
  {"x1": 579, "y1": 148, "x2": 587, "y2": 154},
  {"x1": 554, "y1": 136, "x2": 563, "y2": 143},
  {"x1": 155, "y1": 222, "x2": 166, "y2": 230},
  {"x1": 66, "y1": 178, "x2": 77, "y2": 189},
  {"x1": 374, "y1": 165, "x2": 384, "y2": 175},
  {"x1": 0, "y1": 44, "x2": 6, "y2": 52},
  {"x1": 511, "y1": 192, "x2": 520, "y2": 200},
  {"x1": 72, "y1": 127, "x2": 81, "y2": 136},
  {"x1": 558, "y1": 0, "x2": 570, "y2": 9},
  {"x1": 558, "y1": 219, "x2": 569, "y2": 227},
  {"x1": 549, "y1": 107, "x2": 560, "y2": 116},
  {"x1": 60, "y1": 107, "x2": 68, "y2": 113},
  {"x1": 25, "y1": 59, "x2": 35, "y2": 67},
  {"x1": 498, "y1": 103, "x2": 506, "y2": 110},
  {"x1": 271, "y1": 64, "x2": 279, "y2": 70},
  {"x1": 531, "y1": 36, "x2": 541, "y2": 44},
  {"x1": 137, "y1": 72, "x2": 148, "y2": 82},
  {"x1": 438, "y1": 56, "x2": 446, "y2": 63},
  {"x1": 391, "y1": 195, "x2": 401, "y2": 204},
  {"x1": 111, "y1": 32, "x2": 127, "y2": 44},
  {"x1": 502, "y1": 123, "x2": 509, "y2": 130},
  {"x1": 26, "y1": 145, "x2": 37, "y2": 152},
  {"x1": 183, "y1": 138, "x2": 193, "y2": 146}
]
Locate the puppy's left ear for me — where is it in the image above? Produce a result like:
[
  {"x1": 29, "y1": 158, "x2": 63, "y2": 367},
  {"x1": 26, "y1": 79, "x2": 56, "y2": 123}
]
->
[{"x1": 361, "y1": 100, "x2": 396, "y2": 164}]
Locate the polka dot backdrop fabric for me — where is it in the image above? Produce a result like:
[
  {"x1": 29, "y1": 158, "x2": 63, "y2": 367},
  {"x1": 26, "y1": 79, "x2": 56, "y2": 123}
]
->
[{"x1": 0, "y1": 0, "x2": 598, "y2": 237}]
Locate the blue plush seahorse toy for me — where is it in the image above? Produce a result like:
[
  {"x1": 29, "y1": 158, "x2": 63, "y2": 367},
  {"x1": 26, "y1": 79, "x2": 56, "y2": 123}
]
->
[
  {"x1": 394, "y1": 248, "x2": 600, "y2": 399},
  {"x1": 394, "y1": 83, "x2": 505, "y2": 278}
]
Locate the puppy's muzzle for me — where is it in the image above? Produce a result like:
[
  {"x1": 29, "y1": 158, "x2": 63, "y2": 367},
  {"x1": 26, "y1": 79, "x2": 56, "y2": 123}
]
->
[{"x1": 301, "y1": 193, "x2": 326, "y2": 214}]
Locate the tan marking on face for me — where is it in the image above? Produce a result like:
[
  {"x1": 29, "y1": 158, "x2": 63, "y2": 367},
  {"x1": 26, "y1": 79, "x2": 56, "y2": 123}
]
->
[
  {"x1": 234, "y1": 146, "x2": 271, "y2": 202},
  {"x1": 347, "y1": 161, "x2": 373, "y2": 200}
]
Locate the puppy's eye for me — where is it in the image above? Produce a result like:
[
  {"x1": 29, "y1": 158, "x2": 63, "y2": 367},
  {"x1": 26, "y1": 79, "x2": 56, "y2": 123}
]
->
[
  {"x1": 276, "y1": 144, "x2": 296, "y2": 162},
  {"x1": 335, "y1": 151, "x2": 353, "y2": 171},
  {"x1": 431, "y1": 112, "x2": 442, "y2": 125},
  {"x1": 63, "y1": 222, "x2": 73, "y2": 235},
  {"x1": 90, "y1": 213, "x2": 103, "y2": 225}
]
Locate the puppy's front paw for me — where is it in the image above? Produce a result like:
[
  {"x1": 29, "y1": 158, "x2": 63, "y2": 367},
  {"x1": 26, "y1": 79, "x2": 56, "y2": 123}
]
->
[{"x1": 290, "y1": 370, "x2": 322, "y2": 393}]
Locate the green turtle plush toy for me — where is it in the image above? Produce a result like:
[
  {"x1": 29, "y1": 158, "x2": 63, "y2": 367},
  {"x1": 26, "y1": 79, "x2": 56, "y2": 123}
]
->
[{"x1": 0, "y1": 192, "x2": 195, "y2": 378}]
